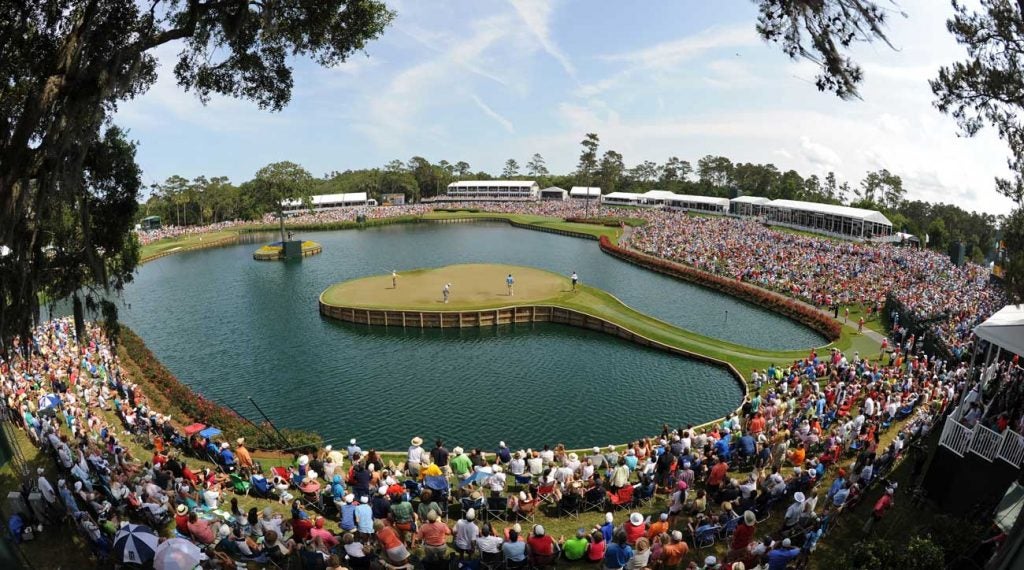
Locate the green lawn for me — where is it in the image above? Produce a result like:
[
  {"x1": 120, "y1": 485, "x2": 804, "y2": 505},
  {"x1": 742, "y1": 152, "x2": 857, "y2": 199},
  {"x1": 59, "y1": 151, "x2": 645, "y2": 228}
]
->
[{"x1": 139, "y1": 230, "x2": 242, "y2": 262}]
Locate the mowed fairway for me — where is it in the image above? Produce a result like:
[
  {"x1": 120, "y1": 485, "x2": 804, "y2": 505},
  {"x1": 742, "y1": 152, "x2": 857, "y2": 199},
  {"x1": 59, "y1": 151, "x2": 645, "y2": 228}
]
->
[{"x1": 321, "y1": 264, "x2": 572, "y2": 310}]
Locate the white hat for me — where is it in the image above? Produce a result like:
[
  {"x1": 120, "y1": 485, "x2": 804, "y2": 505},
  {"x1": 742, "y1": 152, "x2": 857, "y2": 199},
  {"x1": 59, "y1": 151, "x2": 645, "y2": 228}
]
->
[
  {"x1": 37, "y1": 468, "x2": 44, "y2": 475},
  {"x1": 220, "y1": 442, "x2": 229, "y2": 449},
  {"x1": 219, "y1": 525, "x2": 231, "y2": 538},
  {"x1": 659, "y1": 513, "x2": 668, "y2": 521},
  {"x1": 74, "y1": 481, "x2": 82, "y2": 492},
  {"x1": 306, "y1": 470, "x2": 318, "y2": 481},
  {"x1": 411, "y1": 437, "x2": 423, "y2": 446},
  {"x1": 344, "y1": 493, "x2": 354, "y2": 503},
  {"x1": 782, "y1": 538, "x2": 792, "y2": 547},
  {"x1": 605, "y1": 512, "x2": 613, "y2": 523},
  {"x1": 534, "y1": 524, "x2": 545, "y2": 536},
  {"x1": 453, "y1": 447, "x2": 464, "y2": 455},
  {"x1": 794, "y1": 492, "x2": 806, "y2": 503},
  {"x1": 568, "y1": 453, "x2": 578, "y2": 461},
  {"x1": 629, "y1": 512, "x2": 643, "y2": 526},
  {"x1": 236, "y1": 438, "x2": 245, "y2": 445},
  {"x1": 493, "y1": 465, "x2": 502, "y2": 473},
  {"x1": 593, "y1": 446, "x2": 601, "y2": 454},
  {"x1": 671, "y1": 530, "x2": 683, "y2": 541},
  {"x1": 499, "y1": 441, "x2": 506, "y2": 447},
  {"x1": 704, "y1": 555, "x2": 718, "y2": 566},
  {"x1": 298, "y1": 455, "x2": 309, "y2": 466},
  {"x1": 350, "y1": 438, "x2": 357, "y2": 445},
  {"x1": 360, "y1": 496, "x2": 368, "y2": 503},
  {"x1": 465, "y1": 508, "x2": 475, "y2": 521},
  {"x1": 325, "y1": 445, "x2": 332, "y2": 451},
  {"x1": 378, "y1": 486, "x2": 388, "y2": 496}
]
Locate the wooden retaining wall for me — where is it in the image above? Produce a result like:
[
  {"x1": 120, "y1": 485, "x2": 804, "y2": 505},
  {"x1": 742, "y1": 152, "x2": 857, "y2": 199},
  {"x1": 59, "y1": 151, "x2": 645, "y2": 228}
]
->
[{"x1": 318, "y1": 301, "x2": 748, "y2": 399}]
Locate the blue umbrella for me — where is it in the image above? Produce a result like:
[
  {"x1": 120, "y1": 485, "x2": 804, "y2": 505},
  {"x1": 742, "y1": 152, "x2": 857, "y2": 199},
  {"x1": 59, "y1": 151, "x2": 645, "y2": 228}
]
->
[
  {"x1": 199, "y1": 426, "x2": 221, "y2": 438},
  {"x1": 112, "y1": 523, "x2": 159, "y2": 565},
  {"x1": 39, "y1": 394, "x2": 61, "y2": 410}
]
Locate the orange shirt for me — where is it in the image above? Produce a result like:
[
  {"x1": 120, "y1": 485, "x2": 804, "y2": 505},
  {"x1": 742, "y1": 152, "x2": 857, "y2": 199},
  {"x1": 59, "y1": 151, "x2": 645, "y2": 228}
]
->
[
  {"x1": 377, "y1": 525, "x2": 403, "y2": 550},
  {"x1": 662, "y1": 541, "x2": 689, "y2": 566},
  {"x1": 647, "y1": 521, "x2": 669, "y2": 540},
  {"x1": 748, "y1": 416, "x2": 766, "y2": 434},
  {"x1": 417, "y1": 521, "x2": 452, "y2": 547},
  {"x1": 789, "y1": 448, "x2": 806, "y2": 465},
  {"x1": 708, "y1": 462, "x2": 729, "y2": 486},
  {"x1": 236, "y1": 446, "x2": 254, "y2": 468}
]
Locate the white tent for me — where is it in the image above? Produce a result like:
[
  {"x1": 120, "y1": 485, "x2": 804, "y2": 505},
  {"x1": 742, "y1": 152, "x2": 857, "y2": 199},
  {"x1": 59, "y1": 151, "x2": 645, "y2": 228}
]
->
[{"x1": 974, "y1": 305, "x2": 1024, "y2": 356}]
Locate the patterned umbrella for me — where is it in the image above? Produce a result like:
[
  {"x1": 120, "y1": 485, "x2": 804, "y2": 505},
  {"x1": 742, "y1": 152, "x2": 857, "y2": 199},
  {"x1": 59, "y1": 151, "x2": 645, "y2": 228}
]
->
[
  {"x1": 154, "y1": 537, "x2": 202, "y2": 570},
  {"x1": 112, "y1": 523, "x2": 159, "y2": 565}
]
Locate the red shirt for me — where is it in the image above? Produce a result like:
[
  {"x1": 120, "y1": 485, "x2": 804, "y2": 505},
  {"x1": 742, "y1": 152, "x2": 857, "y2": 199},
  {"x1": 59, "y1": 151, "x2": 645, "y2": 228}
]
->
[
  {"x1": 292, "y1": 518, "x2": 313, "y2": 542},
  {"x1": 624, "y1": 522, "x2": 645, "y2": 545},
  {"x1": 175, "y1": 513, "x2": 190, "y2": 535},
  {"x1": 708, "y1": 462, "x2": 729, "y2": 486},
  {"x1": 873, "y1": 494, "x2": 893, "y2": 518},
  {"x1": 731, "y1": 523, "x2": 755, "y2": 550},
  {"x1": 527, "y1": 534, "x2": 555, "y2": 556},
  {"x1": 377, "y1": 525, "x2": 403, "y2": 550}
]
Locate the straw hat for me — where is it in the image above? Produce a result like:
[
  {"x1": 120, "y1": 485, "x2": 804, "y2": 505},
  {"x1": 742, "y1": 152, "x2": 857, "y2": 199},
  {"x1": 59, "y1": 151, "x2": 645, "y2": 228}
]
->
[
  {"x1": 568, "y1": 452, "x2": 579, "y2": 461},
  {"x1": 744, "y1": 510, "x2": 756, "y2": 525},
  {"x1": 176, "y1": 504, "x2": 188, "y2": 515},
  {"x1": 453, "y1": 446, "x2": 464, "y2": 455},
  {"x1": 411, "y1": 436, "x2": 423, "y2": 446},
  {"x1": 236, "y1": 437, "x2": 245, "y2": 445},
  {"x1": 793, "y1": 492, "x2": 806, "y2": 503}
]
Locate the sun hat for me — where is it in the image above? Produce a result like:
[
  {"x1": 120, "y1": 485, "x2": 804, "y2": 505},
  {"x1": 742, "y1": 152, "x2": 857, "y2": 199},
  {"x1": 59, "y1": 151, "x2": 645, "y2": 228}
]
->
[
  {"x1": 671, "y1": 530, "x2": 683, "y2": 541},
  {"x1": 411, "y1": 436, "x2": 423, "y2": 446},
  {"x1": 744, "y1": 511, "x2": 756, "y2": 525},
  {"x1": 465, "y1": 508, "x2": 475, "y2": 521},
  {"x1": 629, "y1": 512, "x2": 643, "y2": 526},
  {"x1": 794, "y1": 492, "x2": 806, "y2": 503},
  {"x1": 592, "y1": 446, "x2": 601, "y2": 454},
  {"x1": 721, "y1": 501, "x2": 733, "y2": 511},
  {"x1": 453, "y1": 446, "x2": 464, "y2": 455},
  {"x1": 176, "y1": 504, "x2": 188, "y2": 515}
]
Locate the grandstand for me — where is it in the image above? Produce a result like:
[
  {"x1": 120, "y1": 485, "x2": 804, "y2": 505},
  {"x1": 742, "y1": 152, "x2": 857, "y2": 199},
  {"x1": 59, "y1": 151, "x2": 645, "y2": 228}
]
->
[
  {"x1": 442, "y1": 180, "x2": 539, "y2": 200},
  {"x1": 281, "y1": 192, "x2": 373, "y2": 214}
]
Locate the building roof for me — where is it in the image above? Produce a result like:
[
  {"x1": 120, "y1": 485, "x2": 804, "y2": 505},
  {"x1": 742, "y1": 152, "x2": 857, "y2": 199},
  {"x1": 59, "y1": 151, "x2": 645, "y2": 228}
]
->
[
  {"x1": 540, "y1": 187, "x2": 567, "y2": 194},
  {"x1": 603, "y1": 191, "x2": 642, "y2": 201},
  {"x1": 641, "y1": 190, "x2": 678, "y2": 201},
  {"x1": 447, "y1": 180, "x2": 537, "y2": 188},
  {"x1": 664, "y1": 193, "x2": 730, "y2": 206},
  {"x1": 281, "y1": 192, "x2": 368, "y2": 208},
  {"x1": 768, "y1": 199, "x2": 892, "y2": 226},
  {"x1": 569, "y1": 186, "x2": 601, "y2": 196},
  {"x1": 730, "y1": 195, "x2": 771, "y2": 205}
]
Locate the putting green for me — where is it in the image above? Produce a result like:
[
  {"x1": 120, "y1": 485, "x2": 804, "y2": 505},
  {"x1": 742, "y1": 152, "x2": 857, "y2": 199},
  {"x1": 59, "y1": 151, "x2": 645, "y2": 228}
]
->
[{"x1": 321, "y1": 264, "x2": 574, "y2": 310}]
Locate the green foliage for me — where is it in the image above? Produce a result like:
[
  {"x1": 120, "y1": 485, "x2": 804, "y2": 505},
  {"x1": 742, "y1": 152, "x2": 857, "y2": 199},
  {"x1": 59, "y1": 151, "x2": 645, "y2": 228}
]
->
[
  {"x1": 755, "y1": 0, "x2": 897, "y2": 99},
  {"x1": 836, "y1": 535, "x2": 945, "y2": 570}
]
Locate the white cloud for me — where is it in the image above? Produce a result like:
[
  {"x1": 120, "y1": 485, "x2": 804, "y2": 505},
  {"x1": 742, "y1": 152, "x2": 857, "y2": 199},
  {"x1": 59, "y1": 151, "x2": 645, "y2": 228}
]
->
[
  {"x1": 600, "y1": 25, "x2": 758, "y2": 69},
  {"x1": 471, "y1": 94, "x2": 516, "y2": 134},
  {"x1": 509, "y1": 0, "x2": 575, "y2": 78},
  {"x1": 799, "y1": 136, "x2": 842, "y2": 171}
]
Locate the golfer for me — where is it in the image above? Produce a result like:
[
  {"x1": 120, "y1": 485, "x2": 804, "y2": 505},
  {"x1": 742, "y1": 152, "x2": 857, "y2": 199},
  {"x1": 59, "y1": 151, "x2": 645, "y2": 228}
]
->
[
  {"x1": 443, "y1": 283, "x2": 451, "y2": 304},
  {"x1": 506, "y1": 273, "x2": 515, "y2": 296},
  {"x1": 571, "y1": 271, "x2": 579, "y2": 291},
  {"x1": 392, "y1": 270, "x2": 398, "y2": 289}
]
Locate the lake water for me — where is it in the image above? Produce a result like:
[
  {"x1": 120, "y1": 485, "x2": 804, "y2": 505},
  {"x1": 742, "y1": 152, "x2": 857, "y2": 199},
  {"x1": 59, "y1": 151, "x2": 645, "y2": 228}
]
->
[{"x1": 113, "y1": 222, "x2": 822, "y2": 449}]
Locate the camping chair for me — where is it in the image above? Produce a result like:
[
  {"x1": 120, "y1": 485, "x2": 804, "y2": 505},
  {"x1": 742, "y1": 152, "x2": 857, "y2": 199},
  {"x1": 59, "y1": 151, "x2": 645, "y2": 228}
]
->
[
  {"x1": 460, "y1": 496, "x2": 485, "y2": 519},
  {"x1": 514, "y1": 498, "x2": 537, "y2": 524},
  {"x1": 250, "y1": 475, "x2": 273, "y2": 499},
  {"x1": 581, "y1": 486, "x2": 606, "y2": 513},
  {"x1": 513, "y1": 474, "x2": 532, "y2": 487},
  {"x1": 719, "y1": 516, "x2": 741, "y2": 539},
  {"x1": 607, "y1": 486, "x2": 634, "y2": 510},
  {"x1": 535, "y1": 482, "x2": 557, "y2": 506},
  {"x1": 229, "y1": 473, "x2": 251, "y2": 496},
  {"x1": 403, "y1": 479, "x2": 422, "y2": 499},
  {"x1": 484, "y1": 495, "x2": 509, "y2": 522},
  {"x1": 692, "y1": 524, "x2": 721, "y2": 549},
  {"x1": 557, "y1": 493, "x2": 581, "y2": 519},
  {"x1": 527, "y1": 551, "x2": 557, "y2": 570},
  {"x1": 632, "y1": 483, "x2": 655, "y2": 508}
]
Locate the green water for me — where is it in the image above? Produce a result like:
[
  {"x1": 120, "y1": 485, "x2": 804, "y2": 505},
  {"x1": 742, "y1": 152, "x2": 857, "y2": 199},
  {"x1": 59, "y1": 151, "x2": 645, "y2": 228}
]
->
[{"x1": 116, "y1": 223, "x2": 820, "y2": 449}]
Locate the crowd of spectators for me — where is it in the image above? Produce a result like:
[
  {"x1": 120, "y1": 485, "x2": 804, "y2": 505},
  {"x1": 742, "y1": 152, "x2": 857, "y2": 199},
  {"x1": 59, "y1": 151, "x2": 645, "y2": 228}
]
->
[{"x1": 0, "y1": 314, "x2": 961, "y2": 569}]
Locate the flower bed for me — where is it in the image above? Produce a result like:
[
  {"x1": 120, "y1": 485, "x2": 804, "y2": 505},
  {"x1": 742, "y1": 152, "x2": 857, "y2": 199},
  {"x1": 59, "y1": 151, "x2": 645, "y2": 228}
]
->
[
  {"x1": 119, "y1": 328, "x2": 322, "y2": 450},
  {"x1": 565, "y1": 216, "x2": 645, "y2": 227},
  {"x1": 599, "y1": 236, "x2": 842, "y2": 341}
]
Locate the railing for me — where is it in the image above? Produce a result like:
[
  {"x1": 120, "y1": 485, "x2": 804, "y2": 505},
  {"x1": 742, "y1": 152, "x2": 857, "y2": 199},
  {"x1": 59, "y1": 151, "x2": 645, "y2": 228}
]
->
[
  {"x1": 939, "y1": 416, "x2": 972, "y2": 457},
  {"x1": 997, "y1": 429, "x2": 1024, "y2": 467},
  {"x1": 938, "y1": 415, "x2": 1024, "y2": 467},
  {"x1": 970, "y1": 423, "x2": 1003, "y2": 461}
]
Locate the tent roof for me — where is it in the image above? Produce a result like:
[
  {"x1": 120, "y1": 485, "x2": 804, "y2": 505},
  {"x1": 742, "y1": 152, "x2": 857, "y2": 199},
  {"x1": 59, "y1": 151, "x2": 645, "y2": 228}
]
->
[
  {"x1": 731, "y1": 195, "x2": 771, "y2": 204},
  {"x1": 604, "y1": 192, "x2": 641, "y2": 201},
  {"x1": 569, "y1": 186, "x2": 601, "y2": 196},
  {"x1": 448, "y1": 180, "x2": 537, "y2": 188},
  {"x1": 974, "y1": 304, "x2": 1024, "y2": 355},
  {"x1": 768, "y1": 199, "x2": 892, "y2": 226},
  {"x1": 665, "y1": 193, "x2": 731, "y2": 206},
  {"x1": 642, "y1": 190, "x2": 678, "y2": 200},
  {"x1": 282, "y1": 192, "x2": 367, "y2": 207},
  {"x1": 540, "y1": 187, "x2": 567, "y2": 194}
]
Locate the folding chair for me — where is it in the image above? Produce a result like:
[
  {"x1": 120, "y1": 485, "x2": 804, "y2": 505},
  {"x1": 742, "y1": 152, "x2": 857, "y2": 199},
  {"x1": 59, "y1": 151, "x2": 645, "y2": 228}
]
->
[
  {"x1": 514, "y1": 499, "x2": 537, "y2": 524},
  {"x1": 632, "y1": 483, "x2": 655, "y2": 508},
  {"x1": 484, "y1": 495, "x2": 509, "y2": 522},
  {"x1": 249, "y1": 475, "x2": 273, "y2": 500},
  {"x1": 557, "y1": 493, "x2": 581, "y2": 519},
  {"x1": 581, "y1": 487, "x2": 606, "y2": 513},
  {"x1": 719, "y1": 516, "x2": 741, "y2": 539},
  {"x1": 607, "y1": 486, "x2": 633, "y2": 510},
  {"x1": 692, "y1": 524, "x2": 721, "y2": 549},
  {"x1": 513, "y1": 474, "x2": 532, "y2": 487},
  {"x1": 535, "y1": 483, "x2": 557, "y2": 506},
  {"x1": 403, "y1": 479, "x2": 422, "y2": 499},
  {"x1": 460, "y1": 496, "x2": 485, "y2": 518},
  {"x1": 229, "y1": 473, "x2": 251, "y2": 496}
]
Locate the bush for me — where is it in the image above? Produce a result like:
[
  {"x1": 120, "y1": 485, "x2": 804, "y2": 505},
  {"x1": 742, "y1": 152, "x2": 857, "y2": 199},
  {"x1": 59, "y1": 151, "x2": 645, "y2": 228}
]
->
[{"x1": 837, "y1": 536, "x2": 944, "y2": 570}]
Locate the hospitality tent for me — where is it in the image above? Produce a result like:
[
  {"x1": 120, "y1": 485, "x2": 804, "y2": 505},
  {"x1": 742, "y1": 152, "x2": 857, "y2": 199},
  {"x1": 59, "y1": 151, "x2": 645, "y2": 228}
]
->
[
  {"x1": 602, "y1": 192, "x2": 642, "y2": 205},
  {"x1": 569, "y1": 187, "x2": 601, "y2": 201},
  {"x1": 764, "y1": 199, "x2": 892, "y2": 238},
  {"x1": 974, "y1": 304, "x2": 1024, "y2": 357},
  {"x1": 539, "y1": 187, "x2": 568, "y2": 200},
  {"x1": 730, "y1": 195, "x2": 771, "y2": 216}
]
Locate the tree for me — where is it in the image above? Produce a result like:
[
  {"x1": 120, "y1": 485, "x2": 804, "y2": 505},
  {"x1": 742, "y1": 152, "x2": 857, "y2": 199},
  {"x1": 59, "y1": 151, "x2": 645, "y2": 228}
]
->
[
  {"x1": 526, "y1": 153, "x2": 549, "y2": 178},
  {"x1": 931, "y1": 0, "x2": 1024, "y2": 205},
  {"x1": 824, "y1": 171, "x2": 839, "y2": 202},
  {"x1": 697, "y1": 155, "x2": 734, "y2": 188},
  {"x1": 660, "y1": 157, "x2": 692, "y2": 184},
  {"x1": 630, "y1": 160, "x2": 660, "y2": 187},
  {"x1": 754, "y1": 0, "x2": 898, "y2": 99},
  {"x1": 502, "y1": 158, "x2": 521, "y2": 178},
  {"x1": 0, "y1": 0, "x2": 395, "y2": 349},
  {"x1": 577, "y1": 133, "x2": 600, "y2": 215},
  {"x1": 858, "y1": 169, "x2": 905, "y2": 209},
  {"x1": 251, "y1": 162, "x2": 314, "y2": 244},
  {"x1": 598, "y1": 151, "x2": 626, "y2": 194},
  {"x1": 454, "y1": 161, "x2": 472, "y2": 178}
]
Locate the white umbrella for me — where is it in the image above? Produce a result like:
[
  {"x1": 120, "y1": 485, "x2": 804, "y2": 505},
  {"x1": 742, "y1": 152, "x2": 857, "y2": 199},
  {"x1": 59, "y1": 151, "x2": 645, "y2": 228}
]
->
[
  {"x1": 112, "y1": 523, "x2": 159, "y2": 565},
  {"x1": 154, "y1": 537, "x2": 203, "y2": 570}
]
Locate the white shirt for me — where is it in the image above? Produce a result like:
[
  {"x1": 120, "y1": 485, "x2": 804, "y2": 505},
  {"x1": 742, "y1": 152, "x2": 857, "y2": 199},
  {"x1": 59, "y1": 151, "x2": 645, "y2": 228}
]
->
[
  {"x1": 38, "y1": 476, "x2": 56, "y2": 503},
  {"x1": 408, "y1": 445, "x2": 424, "y2": 465},
  {"x1": 202, "y1": 489, "x2": 220, "y2": 509}
]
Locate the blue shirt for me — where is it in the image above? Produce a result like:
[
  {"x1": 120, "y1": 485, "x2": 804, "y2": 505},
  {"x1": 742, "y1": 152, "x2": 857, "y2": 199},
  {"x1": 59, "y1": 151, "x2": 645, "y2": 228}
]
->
[
  {"x1": 220, "y1": 449, "x2": 235, "y2": 465},
  {"x1": 739, "y1": 435, "x2": 756, "y2": 456},
  {"x1": 715, "y1": 437, "x2": 731, "y2": 460},
  {"x1": 340, "y1": 503, "x2": 357, "y2": 530},
  {"x1": 600, "y1": 522, "x2": 614, "y2": 544},
  {"x1": 502, "y1": 540, "x2": 526, "y2": 562},
  {"x1": 767, "y1": 547, "x2": 800, "y2": 570},
  {"x1": 354, "y1": 503, "x2": 374, "y2": 533},
  {"x1": 604, "y1": 543, "x2": 633, "y2": 568}
]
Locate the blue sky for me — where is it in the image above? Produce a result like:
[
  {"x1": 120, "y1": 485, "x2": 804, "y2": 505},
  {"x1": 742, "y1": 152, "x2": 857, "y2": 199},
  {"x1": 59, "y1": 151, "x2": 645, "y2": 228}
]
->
[{"x1": 116, "y1": 0, "x2": 1014, "y2": 216}]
